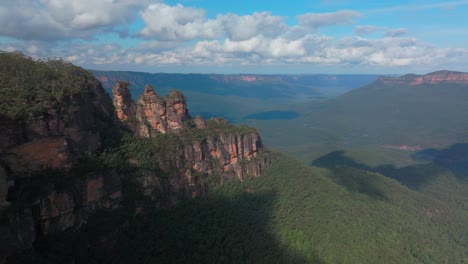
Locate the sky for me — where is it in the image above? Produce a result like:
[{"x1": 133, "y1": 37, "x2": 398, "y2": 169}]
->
[{"x1": 1, "y1": 0, "x2": 468, "y2": 74}]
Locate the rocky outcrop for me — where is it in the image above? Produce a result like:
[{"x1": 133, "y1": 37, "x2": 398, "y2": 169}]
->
[
  {"x1": 112, "y1": 81, "x2": 270, "y2": 179},
  {"x1": 135, "y1": 131, "x2": 270, "y2": 206},
  {"x1": 112, "y1": 81, "x2": 135, "y2": 121},
  {"x1": 111, "y1": 82, "x2": 271, "y2": 205},
  {"x1": 377, "y1": 70, "x2": 468, "y2": 86},
  {"x1": 179, "y1": 131, "x2": 267, "y2": 178},
  {"x1": 0, "y1": 78, "x2": 115, "y2": 173},
  {"x1": 120, "y1": 84, "x2": 192, "y2": 137},
  {"x1": 0, "y1": 58, "x2": 121, "y2": 255},
  {"x1": 165, "y1": 89, "x2": 191, "y2": 131},
  {"x1": 194, "y1": 115, "x2": 206, "y2": 129},
  {"x1": 1, "y1": 56, "x2": 270, "y2": 258},
  {"x1": 1, "y1": 171, "x2": 122, "y2": 253}
]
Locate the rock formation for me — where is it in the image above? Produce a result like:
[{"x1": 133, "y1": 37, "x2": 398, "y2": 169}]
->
[
  {"x1": 194, "y1": 115, "x2": 206, "y2": 129},
  {"x1": 112, "y1": 81, "x2": 135, "y2": 121},
  {"x1": 111, "y1": 82, "x2": 271, "y2": 204},
  {"x1": 111, "y1": 81, "x2": 269, "y2": 177},
  {"x1": 1, "y1": 75, "x2": 116, "y2": 173},
  {"x1": 377, "y1": 70, "x2": 468, "y2": 85},
  {"x1": 136, "y1": 130, "x2": 270, "y2": 206},
  {"x1": 113, "y1": 83, "x2": 193, "y2": 136},
  {"x1": 0, "y1": 71, "x2": 122, "y2": 255},
  {"x1": 0, "y1": 55, "x2": 270, "y2": 258}
]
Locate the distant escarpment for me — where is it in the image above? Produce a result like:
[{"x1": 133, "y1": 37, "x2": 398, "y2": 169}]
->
[
  {"x1": 112, "y1": 81, "x2": 270, "y2": 204},
  {"x1": 94, "y1": 70, "x2": 378, "y2": 100},
  {"x1": 0, "y1": 53, "x2": 270, "y2": 259},
  {"x1": 377, "y1": 70, "x2": 468, "y2": 85}
]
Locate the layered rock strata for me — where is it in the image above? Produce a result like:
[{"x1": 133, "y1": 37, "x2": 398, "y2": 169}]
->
[
  {"x1": 0, "y1": 65, "x2": 270, "y2": 256},
  {"x1": 377, "y1": 70, "x2": 468, "y2": 85},
  {"x1": 0, "y1": 69, "x2": 121, "y2": 254},
  {"x1": 111, "y1": 82, "x2": 270, "y2": 206}
]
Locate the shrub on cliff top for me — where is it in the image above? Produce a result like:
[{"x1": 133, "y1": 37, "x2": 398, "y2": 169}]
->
[
  {"x1": 0, "y1": 51, "x2": 96, "y2": 119},
  {"x1": 165, "y1": 89, "x2": 186, "y2": 100},
  {"x1": 180, "y1": 118, "x2": 257, "y2": 143}
]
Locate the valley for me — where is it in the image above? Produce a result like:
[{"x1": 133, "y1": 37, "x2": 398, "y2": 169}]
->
[
  {"x1": 0, "y1": 53, "x2": 467, "y2": 263},
  {"x1": 2, "y1": 0, "x2": 468, "y2": 263}
]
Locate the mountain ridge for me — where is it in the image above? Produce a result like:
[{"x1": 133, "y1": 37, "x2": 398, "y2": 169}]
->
[
  {"x1": 93, "y1": 70, "x2": 379, "y2": 99},
  {"x1": 0, "y1": 53, "x2": 270, "y2": 258},
  {"x1": 377, "y1": 70, "x2": 468, "y2": 85}
]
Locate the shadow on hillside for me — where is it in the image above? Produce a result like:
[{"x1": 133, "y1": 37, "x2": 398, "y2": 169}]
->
[
  {"x1": 312, "y1": 151, "x2": 388, "y2": 200},
  {"x1": 244, "y1": 110, "x2": 301, "y2": 120},
  {"x1": 311, "y1": 150, "x2": 454, "y2": 192},
  {"x1": 8, "y1": 191, "x2": 323, "y2": 263},
  {"x1": 110, "y1": 191, "x2": 324, "y2": 264},
  {"x1": 413, "y1": 143, "x2": 468, "y2": 180}
]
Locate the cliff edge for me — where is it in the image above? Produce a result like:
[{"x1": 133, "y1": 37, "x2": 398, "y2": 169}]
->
[
  {"x1": 377, "y1": 70, "x2": 468, "y2": 85},
  {"x1": 111, "y1": 81, "x2": 270, "y2": 204},
  {"x1": 0, "y1": 53, "x2": 270, "y2": 259}
]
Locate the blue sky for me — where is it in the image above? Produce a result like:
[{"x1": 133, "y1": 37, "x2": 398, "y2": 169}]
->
[{"x1": 1, "y1": 0, "x2": 467, "y2": 74}]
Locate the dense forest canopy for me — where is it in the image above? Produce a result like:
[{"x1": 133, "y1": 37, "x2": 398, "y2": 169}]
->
[{"x1": 0, "y1": 51, "x2": 97, "y2": 119}]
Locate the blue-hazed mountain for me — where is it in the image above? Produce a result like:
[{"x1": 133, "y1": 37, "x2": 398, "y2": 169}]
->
[
  {"x1": 1, "y1": 53, "x2": 466, "y2": 263},
  {"x1": 93, "y1": 70, "x2": 378, "y2": 99},
  {"x1": 245, "y1": 70, "x2": 468, "y2": 164},
  {"x1": 92, "y1": 70, "x2": 378, "y2": 123}
]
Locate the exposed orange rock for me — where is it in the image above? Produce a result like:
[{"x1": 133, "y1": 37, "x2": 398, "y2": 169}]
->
[
  {"x1": 194, "y1": 115, "x2": 206, "y2": 129},
  {"x1": 87, "y1": 176, "x2": 104, "y2": 203},
  {"x1": 111, "y1": 82, "x2": 270, "y2": 181},
  {"x1": 112, "y1": 81, "x2": 135, "y2": 121},
  {"x1": 7, "y1": 137, "x2": 71, "y2": 172},
  {"x1": 0, "y1": 66, "x2": 120, "y2": 253},
  {"x1": 377, "y1": 70, "x2": 468, "y2": 85}
]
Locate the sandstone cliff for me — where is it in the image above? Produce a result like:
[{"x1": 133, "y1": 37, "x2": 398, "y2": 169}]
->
[
  {"x1": 0, "y1": 53, "x2": 123, "y2": 255},
  {"x1": 134, "y1": 85, "x2": 191, "y2": 136},
  {"x1": 0, "y1": 54, "x2": 270, "y2": 258},
  {"x1": 377, "y1": 70, "x2": 468, "y2": 85},
  {"x1": 135, "y1": 128, "x2": 270, "y2": 206},
  {"x1": 111, "y1": 81, "x2": 271, "y2": 205},
  {"x1": 112, "y1": 81, "x2": 135, "y2": 122}
]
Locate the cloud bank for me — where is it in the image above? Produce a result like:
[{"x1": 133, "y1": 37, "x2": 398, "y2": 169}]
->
[{"x1": 0, "y1": 0, "x2": 467, "y2": 73}]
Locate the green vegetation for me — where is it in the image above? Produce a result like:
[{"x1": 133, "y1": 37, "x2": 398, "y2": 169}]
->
[
  {"x1": 3, "y1": 57, "x2": 467, "y2": 263},
  {"x1": 181, "y1": 117, "x2": 257, "y2": 143},
  {"x1": 0, "y1": 51, "x2": 98, "y2": 120},
  {"x1": 112, "y1": 153, "x2": 468, "y2": 263},
  {"x1": 93, "y1": 70, "x2": 377, "y2": 125},
  {"x1": 165, "y1": 89, "x2": 186, "y2": 100},
  {"x1": 243, "y1": 79, "x2": 468, "y2": 166},
  {"x1": 244, "y1": 110, "x2": 300, "y2": 120}
]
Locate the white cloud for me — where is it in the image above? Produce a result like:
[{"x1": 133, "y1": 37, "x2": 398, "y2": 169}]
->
[
  {"x1": 354, "y1": 25, "x2": 380, "y2": 36},
  {"x1": 139, "y1": 3, "x2": 221, "y2": 40},
  {"x1": 219, "y1": 12, "x2": 287, "y2": 41},
  {"x1": 384, "y1": 28, "x2": 408, "y2": 37},
  {"x1": 366, "y1": 0, "x2": 468, "y2": 14},
  {"x1": 139, "y1": 5, "x2": 287, "y2": 42},
  {"x1": 1, "y1": 2, "x2": 468, "y2": 73},
  {"x1": 297, "y1": 10, "x2": 361, "y2": 28},
  {"x1": 0, "y1": 0, "x2": 149, "y2": 40}
]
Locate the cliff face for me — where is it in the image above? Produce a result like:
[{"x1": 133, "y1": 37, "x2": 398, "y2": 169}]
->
[
  {"x1": 134, "y1": 85, "x2": 191, "y2": 136},
  {"x1": 112, "y1": 81, "x2": 135, "y2": 121},
  {"x1": 138, "y1": 131, "x2": 270, "y2": 206},
  {"x1": 0, "y1": 55, "x2": 122, "y2": 255},
  {"x1": 113, "y1": 84, "x2": 192, "y2": 136},
  {"x1": 1, "y1": 55, "x2": 270, "y2": 258},
  {"x1": 1, "y1": 76, "x2": 115, "y2": 173},
  {"x1": 181, "y1": 131, "x2": 269, "y2": 179},
  {"x1": 111, "y1": 81, "x2": 271, "y2": 205},
  {"x1": 377, "y1": 70, "x2": 468, "y2": 85}
]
